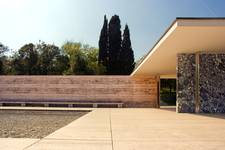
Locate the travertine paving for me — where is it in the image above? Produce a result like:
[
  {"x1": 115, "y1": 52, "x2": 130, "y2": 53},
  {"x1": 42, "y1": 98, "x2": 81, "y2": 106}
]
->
[
  {"x1": 0, "y1": 108, "x2": 225, "y2": 150},
  {"x1": 0, "y1": 138, "x2": 39, "y2": 150}
]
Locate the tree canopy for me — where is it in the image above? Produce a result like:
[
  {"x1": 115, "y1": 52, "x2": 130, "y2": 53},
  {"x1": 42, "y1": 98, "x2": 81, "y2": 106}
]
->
[
  {"x1": 0, "y1": 43, "x2": 9, "y2": 74},
  {"x1": 98, "y1": 15, "x2": 135, "y2": 75},
  {"x1": 0, "y1": 41, "x2": 105, "y2": 75},
  {"x1": 0, "y1": 14, "x2": 135, "y2": 75},
  {"x1": 120, "y1": 24, "x2": 135, "y2": 74},
  {"x1": 98, "y1": 15, "x2": 109, "y2": 69}
]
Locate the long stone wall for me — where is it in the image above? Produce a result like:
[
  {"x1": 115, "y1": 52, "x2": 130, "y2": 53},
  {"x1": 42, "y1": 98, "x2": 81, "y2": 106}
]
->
[
  {"x1": 0, "y1": 76, "x2": 158, "y2": 107},
  {"x1": 177, "y1": 53, "x2": 225, "y2": 113}
]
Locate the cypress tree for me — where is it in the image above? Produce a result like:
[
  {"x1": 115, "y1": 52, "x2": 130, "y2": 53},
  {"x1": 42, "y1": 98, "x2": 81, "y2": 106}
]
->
[
  {"x1": 120, "y1": 24, "x2": 135, "y2": 74},
  {"x1": 98, "y1": 15, "x2": 108, "y2": 69},
  {"x1": 108, "y1": 15, "x2": 122, "y2": 75}
]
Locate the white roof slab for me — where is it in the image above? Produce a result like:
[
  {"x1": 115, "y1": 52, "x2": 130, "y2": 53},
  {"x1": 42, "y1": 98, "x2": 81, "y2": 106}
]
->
[{"x1": 132, "y1": 18, "x2": 225, "y2": 77}]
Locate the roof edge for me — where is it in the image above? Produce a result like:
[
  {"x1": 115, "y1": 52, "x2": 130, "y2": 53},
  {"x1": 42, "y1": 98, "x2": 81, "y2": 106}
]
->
[
  {"x1": 131, "y1": 18, "x2": 177, "y2": 76},
  {"x1": 176, "y1": 17, "x2": 225, "y2": 20},
  {"x1": 131, "y1": 17, "x2": 225, "y2": 76}
]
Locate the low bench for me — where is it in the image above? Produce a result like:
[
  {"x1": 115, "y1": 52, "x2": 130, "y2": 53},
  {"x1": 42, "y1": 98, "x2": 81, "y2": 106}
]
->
[{"x1": 0, "y1": 101, "x2": 123, "y2": 108}]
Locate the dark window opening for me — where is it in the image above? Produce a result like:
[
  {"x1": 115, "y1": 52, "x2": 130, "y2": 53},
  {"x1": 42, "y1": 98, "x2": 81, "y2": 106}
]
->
[{"x1": 160, "y1": 79, "x2": 176, "y2": 106}]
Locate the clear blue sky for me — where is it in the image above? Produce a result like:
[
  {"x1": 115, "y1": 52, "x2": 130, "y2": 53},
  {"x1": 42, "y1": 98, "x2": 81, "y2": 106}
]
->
[{"x1": 1, "y1": 0, "x2": 225, "y2": 60}]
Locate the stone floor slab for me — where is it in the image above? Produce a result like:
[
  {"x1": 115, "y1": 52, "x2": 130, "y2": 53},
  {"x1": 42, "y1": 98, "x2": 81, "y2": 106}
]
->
[
  {"x1": 0, "y1": 138, "x2": 39, "y2": 150},
  {"x1": 25, "y1": 139, "x2": 112, "y2": 150},
  {"x1": 2, "y1": 108, "x2": 225, "y2": 150}
]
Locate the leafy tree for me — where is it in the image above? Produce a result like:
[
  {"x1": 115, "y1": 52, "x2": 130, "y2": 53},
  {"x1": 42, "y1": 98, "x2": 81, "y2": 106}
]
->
[
  {"x1": 108, "y1": 15, "x2": 122, "y2": 75},
  {"x1": 62, "y1": 42, "x2": 105, "y2": 75},
  {"x1": 73, "y1": 53, "x2": 89, "y2": 75},
  {"x1": 12, "y1": 43, "x2": 38, "y2": 75},
  {"x1": 1, "y1": 56, "x2": 15, "y2": 75},
  {"x1": 0, "y1": 43, "x2": 9, "y2": 56},
  {"x1": 119, "y1": 24, "x2": 135, "y2": 74},
  {"x1": 62, "y1": 42, "x2": 83, "y2": 74},
  {"x1": 2, "y1": 41, "x2": 106, "y2": 75},
  {"x1": 86, "y1": 47, "x2": 106, "y2": 75},
  {"x1": 37, "y1": 42, "x2": 64, "y2": 75},
  {"x1": 52, "y1": 54, "x2": 70, "y2": 75},
  {"x1": 0, "y1": 58, "x2": 2, "y2": 74},
  {"x1": 98, "y1": 15, "x2": 109, "y2": 69},
  {"x1": 0, "y1": 43, "x2": 9, "y2": 74}
]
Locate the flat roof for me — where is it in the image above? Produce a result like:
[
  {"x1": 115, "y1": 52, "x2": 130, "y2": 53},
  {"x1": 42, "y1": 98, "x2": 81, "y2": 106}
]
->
[{"x1": 131, "y1": 18, "x2": 225, "y2": 77}]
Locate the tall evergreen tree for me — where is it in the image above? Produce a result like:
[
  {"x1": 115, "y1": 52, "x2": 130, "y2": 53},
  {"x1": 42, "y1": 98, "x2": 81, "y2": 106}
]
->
[
  {"x1": 108, "y1": 15, "x2": 122, "y2": 74},
  {"x1": 98, "y1": 15, "x2": 108, "y2": 70},
  {"x1": 120, "y1": 24, "x2": 135, "y2": 74}
]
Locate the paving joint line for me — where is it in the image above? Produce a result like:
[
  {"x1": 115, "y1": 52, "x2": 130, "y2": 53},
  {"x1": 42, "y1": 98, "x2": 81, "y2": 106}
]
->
[
  {"x1": 44, "y1": 138, "x2": 111, "y2": 141},
  {"x1": 22, "y1": 138, "x2": 42, "y2": 150},
  {"x1": 109, "y1": 109, "x2": 114, "y2": 150}
]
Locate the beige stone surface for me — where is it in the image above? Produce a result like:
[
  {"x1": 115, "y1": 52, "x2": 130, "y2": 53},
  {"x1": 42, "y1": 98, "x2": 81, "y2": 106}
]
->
[
  {"x1": 0, "y1": 76, "x2": 158, "y2": 107},
  {"x1": 1, "y1": 108, "x2": 225, "y2": 150},
  {"x1": 46, "y1": 109, "x2": 111, "y2": 140},
  {"x1": 26, "y1": 139, "x2": 112, "y2": 150},
  {"x1": 0, "y1": 138, "x2": 39, "y2": 150},
  {"x1": 110, "y1": 108, "x2": 225, "y2": 150},
  {"x1": 0, "y1": 106, "x2": 94, "y2": 111}
]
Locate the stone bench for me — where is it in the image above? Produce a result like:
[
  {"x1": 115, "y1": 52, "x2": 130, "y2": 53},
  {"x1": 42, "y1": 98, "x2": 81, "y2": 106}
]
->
[{"x1": 0, "y1": 101, "x2": 123, "y2": 108}]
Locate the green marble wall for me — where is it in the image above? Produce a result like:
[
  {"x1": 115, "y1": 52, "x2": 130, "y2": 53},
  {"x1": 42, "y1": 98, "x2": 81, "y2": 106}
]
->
[{"x1": 177, "y1": 53, "x2": 225, "y2": 113}]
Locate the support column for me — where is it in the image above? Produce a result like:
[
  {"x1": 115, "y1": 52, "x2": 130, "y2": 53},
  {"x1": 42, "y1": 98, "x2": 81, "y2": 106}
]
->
[{"x1": 195, "y1": 53, "x2": 200, "y2": 113}]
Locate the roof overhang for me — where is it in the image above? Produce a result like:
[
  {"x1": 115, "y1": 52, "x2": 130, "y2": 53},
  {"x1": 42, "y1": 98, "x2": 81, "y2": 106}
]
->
[{"x1": 131, "y1": 18, "x2": 225, "y2": 77}]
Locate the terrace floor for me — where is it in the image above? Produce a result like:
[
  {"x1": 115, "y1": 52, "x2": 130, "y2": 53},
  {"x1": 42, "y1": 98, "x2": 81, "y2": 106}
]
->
[{"x1": 1, "y1": 107, "x2": 225, "y2": 150}]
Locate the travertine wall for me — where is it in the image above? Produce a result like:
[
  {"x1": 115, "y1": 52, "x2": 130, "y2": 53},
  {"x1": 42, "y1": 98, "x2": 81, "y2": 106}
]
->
[
  {"x1": 0, "y1": 76, "x2": 158, "y2": 107},
  {"x1": 177, "y1": 53, "x2": 225, "y2": 113}
]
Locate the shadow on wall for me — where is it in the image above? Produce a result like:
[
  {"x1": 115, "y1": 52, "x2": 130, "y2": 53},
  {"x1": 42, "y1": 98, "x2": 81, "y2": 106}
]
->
[
  {"x1": 160, "y1": 107, "x2": 225, "y2": 120},
  {"x1": 193, "y1": 113, "x2": 225, "y2": 120}
]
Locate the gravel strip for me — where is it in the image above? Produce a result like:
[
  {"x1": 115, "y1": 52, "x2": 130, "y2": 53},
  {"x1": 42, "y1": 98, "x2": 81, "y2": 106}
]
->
[{"x1": 0, "y1": 110, "x2": 88, "y2": 138}]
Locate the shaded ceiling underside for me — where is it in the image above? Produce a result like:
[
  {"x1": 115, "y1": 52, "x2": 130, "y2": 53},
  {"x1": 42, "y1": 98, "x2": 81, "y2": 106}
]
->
[{"x1": 132, "y1": 18, "x2": 225, "y2": 76}]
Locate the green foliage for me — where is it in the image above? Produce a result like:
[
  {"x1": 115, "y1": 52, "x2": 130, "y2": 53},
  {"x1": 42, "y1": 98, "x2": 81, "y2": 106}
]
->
[
  {"x1": 0, "y1": 43, "x2": 9, "y2": 74},
  {"x1": 62, "y1": 42, "x2": 82, "y2": 74},
  {"x1": 86, "y1": 47, "x2": 106, "y2": 75},
  {"x1": 98, "y1": 15, "x2": 109, "y2": 69},
  {"x1": 0, "y1": 43, "x2": 9, "y2": 56},
  {"x1": 1, "y1": 56, "x2": 15, "y2": 75},
  {"x1": 53, "y1": 55, "x2": 70, "y2": 75},
  {"x1": 12, "y1": 43, "x2": 38, "y2": 75},
  {"x1": 98, "y1": 15, "x2": 135, "y2": 75},
  {"x1": 0, "y1": 41, "x2": 104, "y2": 75},
  {"x1": 1, "y1": 14, "x2": 135, "y2": 75},
  {"x1": 37, "y1": 42, "x2": 68, "y2": 75},
  {"x1": 0, "y1": 59, "x2": 2, "y2": 75},
  {"x1": 108, "y1": 15, "x2": 122, "y2": 75},
  {"x1": 9, "y1": 42, "x2": 69, "y2": 75},
  {"x1": 120, "y1": 24, "x2": 135, "y2": 74},
  {"x1": 62, "y1": 42, "x2": 106, "y2": 75}
]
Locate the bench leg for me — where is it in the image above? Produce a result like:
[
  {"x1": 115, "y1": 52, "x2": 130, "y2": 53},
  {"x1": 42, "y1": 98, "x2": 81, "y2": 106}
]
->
[
  {"x1": 44, "y1": 103, "x2": 49, "y2": 107},
  {"x1": 93, "y1": 103, "x2": 98, "y2": 108},
  {"x1": 68, "y1": 104, "x2": 73, "y2": 108},
  {"x1": 21, "y1": 103, "x2": 26, "y2": 107},
  {"x1": 0, "y1": 103, "x2": 2, "y2": 107},
  {"x1": 118, "y1": 104, "x2": 123, "y2": 108}
]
